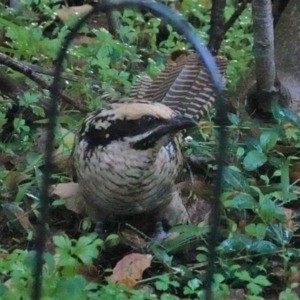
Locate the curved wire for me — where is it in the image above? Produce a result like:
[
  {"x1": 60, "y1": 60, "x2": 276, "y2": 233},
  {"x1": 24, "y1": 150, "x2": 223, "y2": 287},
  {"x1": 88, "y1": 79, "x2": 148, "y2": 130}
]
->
[{"x1": 32, "y1": 1, "x2": 227, "y2": 300}]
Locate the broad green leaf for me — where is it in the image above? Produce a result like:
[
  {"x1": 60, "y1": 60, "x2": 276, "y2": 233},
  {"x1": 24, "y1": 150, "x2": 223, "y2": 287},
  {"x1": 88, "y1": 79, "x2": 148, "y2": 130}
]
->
[
  {"x1": 53, "y1": 235, "x2": 72, "y2": 250},
  {"x1": 235, "y1": 270, "x2": 252, "y2": 281},
  {"x1": 259, "y1": 198, "x2": 285, "y2": 223},
  {"x1": 56, "y1": 276, "x2": 86, "y2": 297},
  {"x1": 223, "y1": 167, "x2": 251, "y2": 193},
  {"x1": 243, "y1": 150, "x2": 267, "y2": 171},
  {"x1": 246, "y1": 138, "x2": 262, "y2": 152},
  {"x1": 237, "y1": 147, "x2": 245, "y2": 157},
  {"x1": 219, "y1": 234, "x2": 252, "y2": 254},
  {"x1": 252, "y1": 275, "x2": 271, "y2": 286},
  {"x1": 266, "y1": 224, "x2": 292, "y2": 245},
  {"x1": 227, "y1": 113, "x2": 240, "y2": 125},
  {"x1": 247, "y1": 282, "x2": 263, "y2": 295},
  {"x1": 250, "y1": 240, "x2": 277, "y2": 255},
  {"x1": 245, "y1": 223, "x2": 266, "y2": 240},
  {"x1": 260, "y1": 131, "x2": 278, "y2": 152},
  {"x1": 196, "y1": 254, "x2": 207, "y2": 263},
  {"x1": 229, "y1": 193, "x2": 257, "y2": 210}
]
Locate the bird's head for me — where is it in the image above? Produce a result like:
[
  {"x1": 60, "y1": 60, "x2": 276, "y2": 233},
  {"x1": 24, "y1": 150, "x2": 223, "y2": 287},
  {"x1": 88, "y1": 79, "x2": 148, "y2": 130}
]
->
[{"x1": 79, "y1": 100, "x2": 196, "y2": 152}]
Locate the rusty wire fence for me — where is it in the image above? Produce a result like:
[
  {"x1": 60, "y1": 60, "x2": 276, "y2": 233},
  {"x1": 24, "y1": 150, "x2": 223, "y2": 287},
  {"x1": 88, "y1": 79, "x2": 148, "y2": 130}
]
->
[{"x1": 31, "y1": 1, "x2": 228, "y2": 299}]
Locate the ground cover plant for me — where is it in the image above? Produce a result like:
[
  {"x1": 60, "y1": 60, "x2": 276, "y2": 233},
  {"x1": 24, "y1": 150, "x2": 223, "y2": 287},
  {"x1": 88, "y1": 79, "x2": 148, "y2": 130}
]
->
[{"x1": 1, "y1": 0, "x2": 300, "y2": 299}]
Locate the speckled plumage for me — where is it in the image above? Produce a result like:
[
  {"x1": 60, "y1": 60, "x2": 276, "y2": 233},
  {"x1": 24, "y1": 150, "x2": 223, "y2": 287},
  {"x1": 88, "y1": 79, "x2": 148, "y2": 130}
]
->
[
  {"x1": 73, "y1": 101, "x2": 190, "y2": 222},
  {"x1": 73, "y1": 54, "x2": 227, "y2": 225}
]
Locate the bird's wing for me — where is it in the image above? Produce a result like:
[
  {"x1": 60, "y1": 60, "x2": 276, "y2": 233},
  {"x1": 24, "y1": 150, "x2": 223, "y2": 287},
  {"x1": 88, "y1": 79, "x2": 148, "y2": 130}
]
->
[
  {"x1": 129, "y1": 75, "x2": 153, "y2": 100},
  {"x1": 141, "y1": 54, "x2": 227, "y2": 122}
]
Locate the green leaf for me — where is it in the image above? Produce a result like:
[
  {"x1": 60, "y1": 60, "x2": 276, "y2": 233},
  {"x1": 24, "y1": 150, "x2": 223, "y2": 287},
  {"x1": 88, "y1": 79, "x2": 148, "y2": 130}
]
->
[
  {"x1": 155, "y1": 275, "x2": 170, "y2": 291},
  {"x1": 252, "y1": 275, "x2": 271, "y2": 286},
  {"x1": 0, "y1": 282, "x2": 9, "y2": 295},
  {"x1": 161, "y1": 293, "x2": 180, "y2": 300},
  {"x1": 223, "y1": 167, "x2": 251, "y2": 193},
  {"x1": 266, "y1": 224, "x2": 292, "y2": 245},
  {"x1": 245, "y1": 223, "x2": 266, "y2": 239},
  {"x1": 256, "y1": 223, "x2": 267, "y2": 239},
  {"x1": 219, "y1": 234, "x2": 252, "y2": 254},
  {"x1": 260, "y1": 131, "x2": 278, "y2": 152},
  {"x1": 53, "y1": 235, "x2": 72, "y2": 251},
  {"x1": 229, "y1": 194, "x2": 257, "y2": 210},
  {"x1": 247, "y1": 296, "x2": 265, "y2": 300},
  {"x1": 250, "y1": 240, "x2": 277, "y2": 255},
  {"x1": 196, "y1": 254, "x2": 207, "y2": 263},
  {"x1": 187, "y1": 278, "x2": 201, "y2": 291},
  {"x1": 247, "y1": 282, "x2": 263, "y2": 295},
  {"x1": 243, "y1": 150, "x2": 267, "y2": 171},
  {"x1": 237, "y1": 147, "x2": 245, "y2": 157},
  {"x1": 259, "y1": 198, "x2": 285, "y2": 223},
  {"x1": 227, "y1": 113, "x2": 240, "y2": 125},
  {"x1": 246, "y1": 138, "x2": 263, "y2": 152},
  {"x1": 74, "y1": 234, "x2": 102, "y2": 264},
  {"x1": 235, "y1": 270, "x2": 252, "y2": 282},
  {"x1": 56, "y1": 276, "x2": 86, "y2": 297}
]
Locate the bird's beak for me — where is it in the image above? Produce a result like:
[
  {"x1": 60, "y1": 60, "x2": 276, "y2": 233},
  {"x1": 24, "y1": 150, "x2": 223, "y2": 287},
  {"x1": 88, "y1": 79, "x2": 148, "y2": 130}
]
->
[
  {"x1": 132, "y1": 115, "x2": 197, "y2": 150},
  {"x1": 168, "y1": 115, "x2": 197, "y2": 132},
  {"x1": 146, "y1": 114, "x2": 197, "y2": 142}
]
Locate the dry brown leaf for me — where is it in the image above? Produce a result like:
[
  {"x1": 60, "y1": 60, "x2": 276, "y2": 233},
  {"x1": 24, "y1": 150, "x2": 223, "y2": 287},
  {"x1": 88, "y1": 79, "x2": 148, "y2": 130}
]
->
[
  {"x1": 51, "y1": 182, "x2": 85, "y2": 214},
  {"x1": 109, "y1": 253, "x2": 152, "y2": 287},
  {"x1": 282, "y1": 207, "x2": 295, "y2": 232},
  {"x1": 177, "y1": 180, "x2": 213, "y2": 198},
  {"x1": 118, "y1": 277, "x2": 137, "y2": 288},
  {"x1": 187, "y1": 198, "x2": 212, "y2": 225},
  {"x1": 167, "y1": 50, "x2": 190, "y2": 65},
  {"x1": 79, "y1": 264, "x2": 100, "y2": 283},
  {"x1": 290, "y1": 161, "x2": 300, "y2": 184},
  {"x1": 2, "y1": 203, "x2": 34, "y2": 233},
  {"x1": 120, "y1": 229, "x2": 147, "y2": 250},
  {"x1": 4, "y1": 171, "x2": 31, "y2": 192},
  {"x1": 56, "y1": 4, "x2": 93, "y2": 22},
  {"x1": 226, "y1": 289, "x2": 245, "y2": 300}
]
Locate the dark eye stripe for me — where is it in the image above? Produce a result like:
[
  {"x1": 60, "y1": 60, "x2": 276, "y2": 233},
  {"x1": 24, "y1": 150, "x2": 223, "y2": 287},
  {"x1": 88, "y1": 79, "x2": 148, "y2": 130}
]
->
[{"x1": 80, "y1": 116, "x2": 167, "y2": 150}]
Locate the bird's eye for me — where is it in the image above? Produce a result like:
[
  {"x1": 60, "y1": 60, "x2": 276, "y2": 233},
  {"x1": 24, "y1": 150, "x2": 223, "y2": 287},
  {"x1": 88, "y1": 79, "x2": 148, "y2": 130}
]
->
[{"x1": 141, "y1": 115, "x2": 155, "y2": 124}]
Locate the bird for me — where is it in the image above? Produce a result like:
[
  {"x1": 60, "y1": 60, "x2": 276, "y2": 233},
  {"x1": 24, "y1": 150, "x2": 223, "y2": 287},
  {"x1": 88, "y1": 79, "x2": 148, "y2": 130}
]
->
[{"x1": 73, "y1": 52, "x2": 227, "y2": 235}]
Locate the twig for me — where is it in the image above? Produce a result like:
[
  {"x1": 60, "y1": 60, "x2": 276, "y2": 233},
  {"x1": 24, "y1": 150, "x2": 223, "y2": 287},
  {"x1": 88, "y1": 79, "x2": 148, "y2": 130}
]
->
[
  {"x1": 223, "y1": 0, "x2": 248, "y2": 35},
  {"x1": 22, "y1": 62, "x2": 103, "y2": 87},
  {"x1": 0, "y1": 52, "x2": 88, "y2": 113}
]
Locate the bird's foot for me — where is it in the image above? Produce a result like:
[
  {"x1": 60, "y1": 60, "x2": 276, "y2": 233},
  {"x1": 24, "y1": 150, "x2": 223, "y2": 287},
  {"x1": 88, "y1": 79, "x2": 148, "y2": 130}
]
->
[
  {"x1": 153, "y1": 221, "x2": 170, "y2": 241},
  {"x1": 95, "y1": 221, "x2": 109, "y2": 240}
]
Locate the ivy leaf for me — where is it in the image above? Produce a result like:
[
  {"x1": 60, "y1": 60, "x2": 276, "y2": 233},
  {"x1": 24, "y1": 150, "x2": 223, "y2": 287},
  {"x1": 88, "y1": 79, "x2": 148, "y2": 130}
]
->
[
  {"x1": 246, "y1": 138, "x2": 262, "y2": 152},
  {"x1": 229, "y1": 193, "x2": 257, "y2": 210},
  {"x1": 266, "y1": 224, "x2": 292, "y2": 245},
  {"x1": 223, "y1": 167, "x2": 251, "y2": 193},
  {"x1": 243, "y1": 150, "x2": 267, "y2": 171},
  {"x1": 219, "y1": 234, "x2": 252, "y2": 254},
  {"x1": 250, "y1": 240, "x2": 277, "y2": 255}
]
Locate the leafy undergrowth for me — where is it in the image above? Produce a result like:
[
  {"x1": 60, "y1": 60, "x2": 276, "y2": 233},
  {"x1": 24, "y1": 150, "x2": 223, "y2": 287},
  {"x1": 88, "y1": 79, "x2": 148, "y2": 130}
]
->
[{"x1": 1, "y1": 1, "x2": 300, "y2": 300}]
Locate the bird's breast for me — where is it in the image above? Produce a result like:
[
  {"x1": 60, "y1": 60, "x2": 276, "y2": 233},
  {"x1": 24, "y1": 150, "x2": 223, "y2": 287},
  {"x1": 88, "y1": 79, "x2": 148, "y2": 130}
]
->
[{"x1": 74, "y1": 139, "x2": 183, "y2": 217}]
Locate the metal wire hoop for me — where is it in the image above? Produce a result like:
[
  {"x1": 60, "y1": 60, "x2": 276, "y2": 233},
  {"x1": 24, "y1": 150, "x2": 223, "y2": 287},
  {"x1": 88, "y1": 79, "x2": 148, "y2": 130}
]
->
[{"x1": 32, "y1": 1, "x2": 228, "y2": 300}]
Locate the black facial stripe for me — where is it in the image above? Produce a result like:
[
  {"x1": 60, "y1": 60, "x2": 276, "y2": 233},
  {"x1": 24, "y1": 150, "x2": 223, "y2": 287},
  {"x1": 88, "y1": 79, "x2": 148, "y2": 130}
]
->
[{"x1": 80, "y1": 117, "x2": 167, "y2": 149}]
